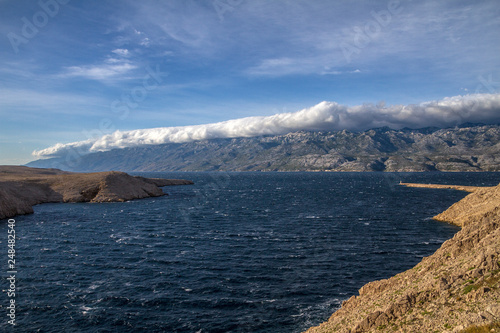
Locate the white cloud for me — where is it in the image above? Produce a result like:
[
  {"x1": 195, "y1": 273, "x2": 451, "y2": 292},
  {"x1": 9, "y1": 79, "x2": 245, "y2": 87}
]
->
[
  {"x1": 61, "y1": 48, "x2": 137, "y2": 81},
  {"x1": 33, "y1": 93, "x2": 500, "y2": 158},
  {"x1": 111, "y1": 48, "x2": 130, "y2": 57},
  {"x1": 140, "y1": 37, "x2": 150, "y2": 47},
  {"x1": 62, "y1": 61, "x2": 136, "y2": 81}
]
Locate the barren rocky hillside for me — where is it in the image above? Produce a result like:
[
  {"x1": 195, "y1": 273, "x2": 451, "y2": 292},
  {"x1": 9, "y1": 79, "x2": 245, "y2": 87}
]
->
[{"x1": 306, "y1": 183, "x2": 500, "y2": 332}]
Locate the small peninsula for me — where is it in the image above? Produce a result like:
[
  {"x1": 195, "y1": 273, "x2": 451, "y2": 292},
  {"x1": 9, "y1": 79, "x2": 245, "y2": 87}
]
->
[
  {"x1": 0, "y1": 166, "x2": 193, "y2": 220},
  {"x1": 306, "y1": 182, "x2": 500, "y2": 332}
]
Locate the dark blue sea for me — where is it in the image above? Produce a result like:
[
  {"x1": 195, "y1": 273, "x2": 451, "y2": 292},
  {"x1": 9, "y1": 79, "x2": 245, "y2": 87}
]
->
[{"x1": 2, "y1": 172, "x2": 500, "y2": 332}]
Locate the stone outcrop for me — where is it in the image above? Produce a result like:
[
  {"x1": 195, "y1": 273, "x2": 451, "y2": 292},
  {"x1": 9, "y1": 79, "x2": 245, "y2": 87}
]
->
[
  {"x1": 0, "y1": 166, "x2": 193, "y2": 220},
  {"x1": 306, "y1": 182, "x2": 500, "y2": 333}
]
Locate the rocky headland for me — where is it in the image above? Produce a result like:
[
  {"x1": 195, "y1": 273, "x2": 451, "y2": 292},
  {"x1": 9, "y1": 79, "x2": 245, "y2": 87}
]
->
[
  {"x1": 0, "y1": 166, "x2": 193, "y2": 220},
  {"x1": 306, "y1": 182, "x2": 500, "y2": 332}
]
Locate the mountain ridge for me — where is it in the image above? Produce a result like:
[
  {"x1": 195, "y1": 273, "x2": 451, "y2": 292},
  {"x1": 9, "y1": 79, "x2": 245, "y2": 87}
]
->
[{"x1": 27, "y1": 124, "x2": 500, "y2": 172}]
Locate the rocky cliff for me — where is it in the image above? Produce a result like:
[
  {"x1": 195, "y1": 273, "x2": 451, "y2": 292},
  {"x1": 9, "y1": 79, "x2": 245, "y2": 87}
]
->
[
  {"x1": 27, "y1": 125, "x2": 500, "y2": 172},
  {"x1": 305, "y1": 183, "x2": 500, "y2": 332},
  {"x1": 0, "y1": 166, "x2": 193, "y2": 220}
]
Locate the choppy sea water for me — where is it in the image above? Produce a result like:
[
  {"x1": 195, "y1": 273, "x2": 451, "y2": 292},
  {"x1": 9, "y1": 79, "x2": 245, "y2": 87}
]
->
[{"x1": 1, "y1": 172, "x2": 500, "y2": 332}]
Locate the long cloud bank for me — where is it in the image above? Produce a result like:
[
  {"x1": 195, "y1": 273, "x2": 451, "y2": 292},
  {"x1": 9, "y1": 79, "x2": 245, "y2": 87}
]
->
[{"x1": 33, "y1": 93, "x2": 500, "y2": 158}]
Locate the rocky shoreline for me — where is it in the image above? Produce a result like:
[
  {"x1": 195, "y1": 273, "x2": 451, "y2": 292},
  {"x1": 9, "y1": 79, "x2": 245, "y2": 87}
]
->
[
  {"x1": 306, "y1": 181, "x2": 500, "y2": 332},
  {"x1": 0, "y1": 166, "x2": 193, "y2": 220},
  {"x1": 399, "y1": 182, "x2": 486, "y2": 194}
]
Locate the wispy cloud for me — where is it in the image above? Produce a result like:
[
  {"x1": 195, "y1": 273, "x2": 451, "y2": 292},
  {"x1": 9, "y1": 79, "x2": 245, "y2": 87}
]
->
[
  {"x1": 61, "y1": 60, "x2": 137, "y2": 81},
  {"x1": 86, "y1": 1, "x2": 499, "y2": 79},
  {"x1": 246, "y1": 56, "x2": 362, "y2": 77},
  {"x1": 33, "y1": 93, "x2": 500, "y2": 158},
  {"x1": 240, "y1": 1, "x2": 500, "y2": 77},
  {"x1": 246, "y1": 57, "x2": 306, "y2": 77},
  {"x1": 122, "y1": 1, "x2": 217, "y2": 51},
  {"x1": 111, "y1": 48, "x2": 130, "y2": 57}
]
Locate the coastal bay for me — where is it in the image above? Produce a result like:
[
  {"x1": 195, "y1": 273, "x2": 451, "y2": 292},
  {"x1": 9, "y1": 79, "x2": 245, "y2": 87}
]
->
[
  {"x1": 1, "y1": 172, "x2": 471, "y2": 332},
  {"x1": 1, "y1": 171, "x2": 498, "y2": 331}
]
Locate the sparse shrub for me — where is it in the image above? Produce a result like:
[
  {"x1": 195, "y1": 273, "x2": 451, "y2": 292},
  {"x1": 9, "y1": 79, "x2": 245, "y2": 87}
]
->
[{"x1": 463, "y1": 284, "x2": 477, "y2": 294}]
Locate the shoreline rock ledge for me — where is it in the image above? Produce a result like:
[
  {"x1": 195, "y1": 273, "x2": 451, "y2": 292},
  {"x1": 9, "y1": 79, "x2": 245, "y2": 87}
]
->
[
  {"x1": 0, "y1": 166, "x2": 193, "y2": 220},
  {"x1": 306, "y1": 182, "x2": 500, "y2": 333}
]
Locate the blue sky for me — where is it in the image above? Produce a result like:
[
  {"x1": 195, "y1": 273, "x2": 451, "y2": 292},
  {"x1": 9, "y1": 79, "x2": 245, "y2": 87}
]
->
[{"x1": 1, "y1": 0, "x2": 499, "y2": 164}]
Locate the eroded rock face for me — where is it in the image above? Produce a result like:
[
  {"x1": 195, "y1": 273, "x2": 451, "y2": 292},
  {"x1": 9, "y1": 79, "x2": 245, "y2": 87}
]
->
[
  {"x1": 306, "y1": 183, "x2": 500, "y2": 333},
  {"x1": 0, "y1": 166, "x2": 193, "y2": 220},
  {"x1": 434, "y1": 186, "x2": 500, "y2": 227}
]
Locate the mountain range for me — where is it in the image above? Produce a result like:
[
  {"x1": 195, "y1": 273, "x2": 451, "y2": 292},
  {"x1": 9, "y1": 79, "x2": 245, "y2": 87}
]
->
[{"x1": 27, "y1": 124, "x2": 500, "y2": 172}]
